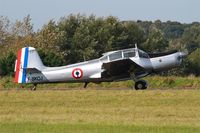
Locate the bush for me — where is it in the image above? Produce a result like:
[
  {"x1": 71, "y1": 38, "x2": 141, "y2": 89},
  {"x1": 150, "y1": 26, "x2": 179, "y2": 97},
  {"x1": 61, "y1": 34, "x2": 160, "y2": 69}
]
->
[
  {"x1": 184, "y1": 48, "x2": 200, "y2": 76},
  {"x1": 0, "y1": 52, "x2": 16, "y2": 76}
]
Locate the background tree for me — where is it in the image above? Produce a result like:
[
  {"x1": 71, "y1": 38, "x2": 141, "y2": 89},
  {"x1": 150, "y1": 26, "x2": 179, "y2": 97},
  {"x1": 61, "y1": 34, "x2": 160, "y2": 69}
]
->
[
  {"x1": 184, "y1": 48, "x2": 200, "y2": 76},
  {"x1": 0, "y1": 52, "x2": 16, "y2": 76},
  {"x1": 0, "y1": 16, "x2": 10, "y2": 45},
  {"x1": 141, "y1": 25, "x2": 168, "y2": 52},
  {"x1": 114, "y1": 21, "x2": 145, "y2": 49},
  {"x1": 1, "y1": 14, "x2": 200, "y2": 77},
  {"x1": 181, "y1": 24, "x2": 200, "y2": 53},
  {"x1": 11, "y1": 15, "x2": 33, "y2": 38}
]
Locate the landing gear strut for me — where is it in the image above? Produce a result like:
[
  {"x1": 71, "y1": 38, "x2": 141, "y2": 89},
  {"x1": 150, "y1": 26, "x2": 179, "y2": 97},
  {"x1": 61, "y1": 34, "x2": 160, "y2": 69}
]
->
[
  {"x1": 84, "y1": 82, "x2": 89, "y2": 88},
  {"x1": 130, "y1": 73, "x2": 148, "y2": 90},
  {"x1": 135, "y1": 80, "x2": 148, "y2": 90}
]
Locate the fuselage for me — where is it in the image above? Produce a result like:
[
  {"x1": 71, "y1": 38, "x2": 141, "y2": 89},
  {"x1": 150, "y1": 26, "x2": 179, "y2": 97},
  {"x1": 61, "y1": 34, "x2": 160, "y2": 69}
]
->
[{"x1": 24, "y1": 47, "x2": 186, "y2": 84}]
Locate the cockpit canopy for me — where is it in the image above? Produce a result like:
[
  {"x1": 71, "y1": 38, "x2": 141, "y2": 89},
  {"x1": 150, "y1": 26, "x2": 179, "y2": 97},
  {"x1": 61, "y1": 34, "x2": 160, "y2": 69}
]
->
[
  {"x1": 100, "y1": 48, "x2": 149, "y2": 62},
  {"x1": 138, "y1": 49, "x2": 149, "y2": 58}
]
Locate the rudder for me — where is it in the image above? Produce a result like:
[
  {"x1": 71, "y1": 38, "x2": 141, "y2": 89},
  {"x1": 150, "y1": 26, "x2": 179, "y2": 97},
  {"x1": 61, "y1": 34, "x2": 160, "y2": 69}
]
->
[{"x1": 14, "y1": 47, "x2": 44, "y2": 83}]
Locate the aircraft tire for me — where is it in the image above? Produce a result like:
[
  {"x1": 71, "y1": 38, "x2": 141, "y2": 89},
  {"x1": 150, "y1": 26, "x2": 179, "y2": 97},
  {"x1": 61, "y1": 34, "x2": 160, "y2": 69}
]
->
[
  {"x1": 31, "y1": 84, "x2": 37, "y2": 91},
  {"x1": 135, "y1": 80, "x2": 148, "y2": 90}
]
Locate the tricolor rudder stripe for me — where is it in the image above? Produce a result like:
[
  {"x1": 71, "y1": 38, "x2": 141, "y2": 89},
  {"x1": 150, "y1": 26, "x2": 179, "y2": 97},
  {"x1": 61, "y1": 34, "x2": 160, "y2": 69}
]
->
[
  {"x1": 14, "y1": 49, "x2": 22, "y2": 83},
  {"x1": 14, "y1": 47, "x2": 29, "y2": 84}
]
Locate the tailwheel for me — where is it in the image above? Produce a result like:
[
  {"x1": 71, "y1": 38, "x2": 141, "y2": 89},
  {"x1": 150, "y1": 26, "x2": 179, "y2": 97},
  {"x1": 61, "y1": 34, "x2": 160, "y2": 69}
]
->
[
  {"x1": 135, "y1": 80, "x2": 148, "y2": 90},
  {"x1": 31, "y1": 84, "x2": 37, "y2": 91}
]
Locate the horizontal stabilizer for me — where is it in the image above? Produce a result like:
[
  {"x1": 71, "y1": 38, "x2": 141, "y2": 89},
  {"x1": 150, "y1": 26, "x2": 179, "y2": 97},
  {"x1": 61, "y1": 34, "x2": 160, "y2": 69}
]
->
[{"x1": 26, "y1": 68, "x2": 41, "y2": 73}]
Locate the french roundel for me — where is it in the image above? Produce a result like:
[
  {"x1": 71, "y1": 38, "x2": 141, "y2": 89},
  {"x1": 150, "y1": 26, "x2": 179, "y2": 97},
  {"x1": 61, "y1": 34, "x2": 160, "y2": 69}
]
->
[{"x1": 72, "y1": 68, "x2": 83, "y2": 79}]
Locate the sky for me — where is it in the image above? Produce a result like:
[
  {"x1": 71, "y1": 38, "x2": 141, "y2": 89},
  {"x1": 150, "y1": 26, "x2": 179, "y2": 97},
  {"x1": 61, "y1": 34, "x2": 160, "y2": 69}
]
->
[{"x1": 0, "y1": 0, "x2": 200, "y2": 30}]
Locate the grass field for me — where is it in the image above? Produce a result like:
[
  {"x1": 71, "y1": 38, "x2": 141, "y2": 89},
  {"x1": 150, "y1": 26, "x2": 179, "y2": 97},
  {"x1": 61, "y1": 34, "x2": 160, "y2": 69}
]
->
[
  {"x1": 2, "y1": 76, "x2": 200, "y2": 90},
  {"x1": 1, "y1": 89, "x2": 200, "y2": 133}
]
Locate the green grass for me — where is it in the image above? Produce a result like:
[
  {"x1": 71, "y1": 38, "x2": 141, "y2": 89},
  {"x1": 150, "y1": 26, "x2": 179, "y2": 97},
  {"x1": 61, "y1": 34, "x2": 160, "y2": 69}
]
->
[
  {"x1": 1, "y1": 122, "x2": 200, "y2": 133},
  {"x1": 2, "y1": 76, "x2": 200, "y2": 90},
  {"x1": 1, "y1": 90, "x2": 200, "y2": 133}
]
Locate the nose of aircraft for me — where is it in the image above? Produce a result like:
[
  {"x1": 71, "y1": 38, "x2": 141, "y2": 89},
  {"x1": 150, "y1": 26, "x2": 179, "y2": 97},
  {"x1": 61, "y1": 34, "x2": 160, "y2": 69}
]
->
[{"x1": 177, "y1": 51, "x2": 188, "y2": 62}]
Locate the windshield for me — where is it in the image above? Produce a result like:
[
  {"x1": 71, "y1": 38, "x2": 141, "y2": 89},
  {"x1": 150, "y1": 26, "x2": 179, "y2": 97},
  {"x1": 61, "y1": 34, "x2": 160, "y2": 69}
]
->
[
  {"x1": 138, "y1": 50, "x2": 149, "y2": 58},
  {"x1": 100, "y1": 56, "x2": 108, "y2": 63}
]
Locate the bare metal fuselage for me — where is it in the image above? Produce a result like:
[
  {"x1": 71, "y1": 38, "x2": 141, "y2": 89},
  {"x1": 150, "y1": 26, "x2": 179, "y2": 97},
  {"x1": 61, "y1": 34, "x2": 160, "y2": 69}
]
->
[
  {"x1": 14, "y1": 46, "x2": 187, "y2": 90},
  {"x1": 30, "y1": 59, "x2": 103, "y2": 84},
  {"x1": 24, "y1": 48, "x2": 186, "y2": 84}
]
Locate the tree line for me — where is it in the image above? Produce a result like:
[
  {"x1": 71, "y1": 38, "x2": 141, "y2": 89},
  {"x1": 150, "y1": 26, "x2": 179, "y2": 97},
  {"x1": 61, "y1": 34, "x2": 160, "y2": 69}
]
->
[{"x1": 1, "y1": 14, "x2": 200, "y2": 77}]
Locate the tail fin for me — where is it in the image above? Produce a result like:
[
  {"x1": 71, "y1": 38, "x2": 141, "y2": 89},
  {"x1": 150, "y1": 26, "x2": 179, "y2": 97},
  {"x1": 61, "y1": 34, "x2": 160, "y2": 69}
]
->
[{"x1": 14, "y1": 47, "x2": 44, "y2": 83}]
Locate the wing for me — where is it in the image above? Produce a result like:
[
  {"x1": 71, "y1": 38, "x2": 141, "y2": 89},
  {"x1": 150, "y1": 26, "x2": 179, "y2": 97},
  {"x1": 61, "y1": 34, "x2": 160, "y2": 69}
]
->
[{"x1": 101, "y1": 59, "x2": 146, "y2": 80}]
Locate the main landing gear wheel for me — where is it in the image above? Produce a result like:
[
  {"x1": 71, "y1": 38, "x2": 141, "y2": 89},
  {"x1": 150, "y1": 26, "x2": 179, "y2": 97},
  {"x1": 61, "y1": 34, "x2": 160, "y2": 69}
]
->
[{"x1": 135, "y1": 80, "x2": 148, "y2": 90}]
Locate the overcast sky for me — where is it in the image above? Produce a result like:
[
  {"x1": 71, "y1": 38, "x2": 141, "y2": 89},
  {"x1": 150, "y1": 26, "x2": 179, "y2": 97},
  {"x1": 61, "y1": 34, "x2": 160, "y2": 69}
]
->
[{"x1": 0, "y1": 0, "x2": 199, "y2": 30}]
